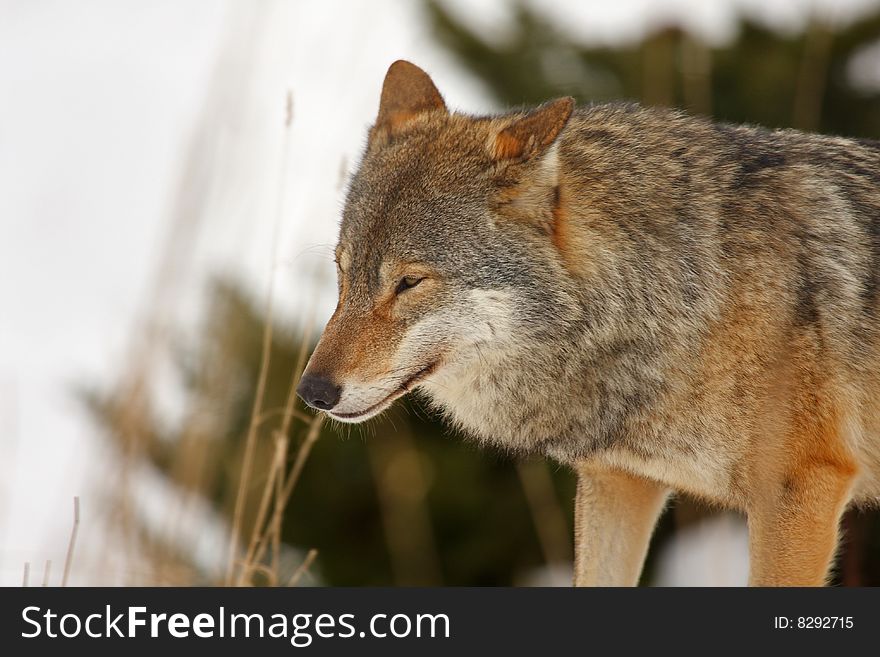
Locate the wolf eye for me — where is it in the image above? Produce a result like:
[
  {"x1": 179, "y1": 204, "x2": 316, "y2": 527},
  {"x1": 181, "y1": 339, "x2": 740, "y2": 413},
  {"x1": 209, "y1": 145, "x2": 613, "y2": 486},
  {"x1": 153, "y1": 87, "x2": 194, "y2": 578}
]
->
[{"x1": 395, "y1": 275, "x2": 424, "y2": 295}]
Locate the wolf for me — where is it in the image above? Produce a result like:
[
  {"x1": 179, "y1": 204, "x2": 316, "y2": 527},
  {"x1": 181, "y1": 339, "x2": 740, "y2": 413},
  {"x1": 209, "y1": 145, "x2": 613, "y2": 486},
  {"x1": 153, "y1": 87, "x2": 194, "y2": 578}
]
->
[{"x1": 297, "y1": 60, "x2": 880, "y2": 586}]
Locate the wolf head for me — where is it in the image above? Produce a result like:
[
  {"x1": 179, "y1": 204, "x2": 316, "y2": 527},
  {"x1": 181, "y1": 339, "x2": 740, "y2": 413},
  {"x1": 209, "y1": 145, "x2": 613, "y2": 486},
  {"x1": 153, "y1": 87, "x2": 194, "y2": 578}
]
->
[{"x1": 297, "y1": 61, "x2": 576, "y2": 424}]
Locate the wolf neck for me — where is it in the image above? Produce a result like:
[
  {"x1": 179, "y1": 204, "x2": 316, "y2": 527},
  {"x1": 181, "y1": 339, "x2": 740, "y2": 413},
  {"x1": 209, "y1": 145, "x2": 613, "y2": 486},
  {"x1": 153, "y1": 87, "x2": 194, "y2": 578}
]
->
[{"x1": 419, "y1": 303, "x2": 673, "y2": 462}]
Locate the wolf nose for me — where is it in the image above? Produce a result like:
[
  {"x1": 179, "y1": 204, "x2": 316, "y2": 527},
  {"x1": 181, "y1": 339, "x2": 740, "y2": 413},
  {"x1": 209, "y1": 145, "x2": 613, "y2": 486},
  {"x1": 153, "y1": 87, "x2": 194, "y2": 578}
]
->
[{"x1": 296, "y1": 374, "x2": 342, "y2": 411}]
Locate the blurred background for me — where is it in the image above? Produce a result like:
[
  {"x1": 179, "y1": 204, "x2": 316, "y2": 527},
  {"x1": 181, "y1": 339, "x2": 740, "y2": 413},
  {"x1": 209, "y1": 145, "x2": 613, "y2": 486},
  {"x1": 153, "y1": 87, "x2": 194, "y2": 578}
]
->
[{"x1": 2, "y1": 0, "x2": 880, "y2": 586}]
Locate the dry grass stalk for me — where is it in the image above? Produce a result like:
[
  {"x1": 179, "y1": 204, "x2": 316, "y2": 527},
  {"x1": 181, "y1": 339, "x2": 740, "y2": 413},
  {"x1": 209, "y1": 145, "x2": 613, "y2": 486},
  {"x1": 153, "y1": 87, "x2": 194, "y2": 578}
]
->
[
  {"x1": 62, "y1": 496, "x2": 81, "y2": 587},
  {"x1": 236, "y1": 431, "x2": 289, "y2": 585},
  {"x1": 246, "y1": 413, "x2": 325, "y2": 582},
  {"x1": 234, "y1": 303, "x2": 320, "y2": 586},
  {"x1": 42, "y1": 560, "x2": 51, "y2": 587},
  {"x1": 287, "y1": 548, "x2": 318, "y2": 586},
  {"x1": 269, "y1": 307, "x2": 316, "y2": 576},
  {"x1": 225, "y1": 270, "x2": 278, "y2": 584},
  {"x1": 226, "y1": 89, "x2": 301, "y2": 585},
  {"x1": 271, "y1": 437, "x2": 285, "y2": 579},
  {"x1": 22, "y1": 562, "x2": 29, "y2": 587}
]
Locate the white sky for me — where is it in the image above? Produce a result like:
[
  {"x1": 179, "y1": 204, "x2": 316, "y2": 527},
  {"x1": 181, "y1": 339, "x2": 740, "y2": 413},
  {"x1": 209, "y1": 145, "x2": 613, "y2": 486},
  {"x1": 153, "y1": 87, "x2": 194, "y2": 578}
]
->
[{"x1": 0, "y1": 0, "x2": 877, "y2": 585}]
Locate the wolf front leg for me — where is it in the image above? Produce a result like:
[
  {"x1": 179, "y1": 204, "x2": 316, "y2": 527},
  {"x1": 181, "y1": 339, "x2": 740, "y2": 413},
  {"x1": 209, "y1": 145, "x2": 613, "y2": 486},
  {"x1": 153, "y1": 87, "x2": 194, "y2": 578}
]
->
[
  {"x1": 573, "y1": 464, "x2": 670, "y2": 586},
  {"x1": 746, "y1": 461, "x2": 857, "y2": 586}
]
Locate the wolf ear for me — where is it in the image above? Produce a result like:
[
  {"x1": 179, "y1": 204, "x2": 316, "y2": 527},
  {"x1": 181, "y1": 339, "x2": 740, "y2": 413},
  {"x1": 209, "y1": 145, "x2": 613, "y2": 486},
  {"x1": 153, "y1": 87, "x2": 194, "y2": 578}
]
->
[
  {"x1": 370, "y1": 60, "x2": 447, "y2": 144},
  {"x1": 489, "y1": 97, "x2": 574, "y2": 162}
]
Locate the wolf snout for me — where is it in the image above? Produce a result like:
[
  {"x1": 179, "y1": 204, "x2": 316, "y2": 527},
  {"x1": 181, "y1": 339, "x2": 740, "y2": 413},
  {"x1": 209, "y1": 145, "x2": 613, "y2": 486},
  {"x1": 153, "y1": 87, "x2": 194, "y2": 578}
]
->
[{"x1": 296, "y1": 373, "x2": 342, "y2": 411}]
